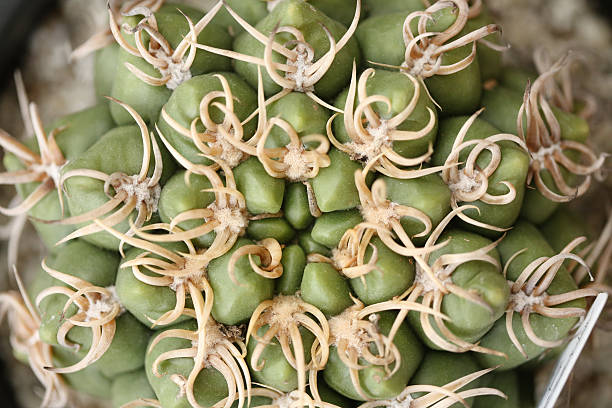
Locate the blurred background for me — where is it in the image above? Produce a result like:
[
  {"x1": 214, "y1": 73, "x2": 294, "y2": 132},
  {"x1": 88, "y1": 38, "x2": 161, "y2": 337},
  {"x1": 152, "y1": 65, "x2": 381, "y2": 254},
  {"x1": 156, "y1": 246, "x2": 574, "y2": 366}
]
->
[{"x1": 0, "y1": 0, "x2": 609, "y2": 407}]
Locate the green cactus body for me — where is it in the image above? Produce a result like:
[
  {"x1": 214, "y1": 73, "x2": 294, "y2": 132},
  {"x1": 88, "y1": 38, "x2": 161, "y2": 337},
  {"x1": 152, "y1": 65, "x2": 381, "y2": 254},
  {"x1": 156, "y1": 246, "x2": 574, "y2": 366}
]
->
[{"x1": 207, "y1": 238, "x2": 275, "y2": 325}]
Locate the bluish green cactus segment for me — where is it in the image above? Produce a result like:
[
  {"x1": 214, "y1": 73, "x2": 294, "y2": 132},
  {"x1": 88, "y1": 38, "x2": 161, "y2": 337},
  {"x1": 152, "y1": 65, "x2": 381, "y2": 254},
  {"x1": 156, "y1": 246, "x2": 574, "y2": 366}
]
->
[
  {"x1": 234, "y1": 157, "x2": 286, "y2": 215},
  {"x1": 158, "y1": 171, "x2": 215, "y2": 248},
  {"x1": 311, "y1": 209, "x2": 362, "y2": 248},
  {"x1": 276, "y1": 244, "x2": 307, "y2": 295},
  {"x1": 349, "y1": 237, "x2": 416, "y2": 305},
  {"x1": 283, "y1": 182, "x2": 315, "y2": 230},
  {"x1": 311, "y1": 148, "x2": 365, "y2": 212},
  {"x1": 62, "y1": 125, "x2": 176, "y2": 250},
  {"x1": 111, "y1": 369, "x2": 157, "y2": 408},
  {"x1": 247, "y1": 217, "x2": 296, "y2": 243},
  {"x1": 207, "y1": 238, "x2": 275, "y2": 325},
  {"x1": 116, "y1": 244, "x2": 193, "y2": 329},
  {"x1": 247, "y1": 325, "x2": 315, "y2": 392},
  {"x1": 301, "y1": 262, "x2": 353, "y2": 316}
]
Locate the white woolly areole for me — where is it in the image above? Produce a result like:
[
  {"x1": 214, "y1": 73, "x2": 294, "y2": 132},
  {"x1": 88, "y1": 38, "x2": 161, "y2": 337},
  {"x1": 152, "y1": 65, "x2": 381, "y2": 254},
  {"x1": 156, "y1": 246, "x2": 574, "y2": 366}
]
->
[
  {"x1": 272, "y1": 390, "x2": 303, "y2": 408},
  {"x1": 210, "y1": 135, "x2": 244, "y2": 168},
  {"x1": 265, "y1": 295, "x2": 302, "y2": 329},
  {"x1": 191, "y1": 320, "x2": 240, "y2": 365},
  {"x1": 509, "y1": 283, "x2": 544, "y2": 313},
  {"x1": 448, "y1": 169, "x2": 483, "y2": 194},
  {"x1": 387, "y1": 388, "x2": 415, "y2": 407},
  {"x1": 169, "y1": 262, "x2": 206, "y2": 292},
  {"x1": 285, "y1": 44, "x2": 315, "y2": 92},
  {"x1": 362, "y1": 201, "x2": 399, "y2": 228},
  {"x1": 283, "y1": 145, "x2": 310, "y2": 181},
  {"x1": 210, "y1": 203, "x2": 248, "y2": 235},
  {"x1": 402, "y1": 45, "x2": 439, "y2": 78},
  {"x1": 415, "y1": 265, "x2": 451, "y2": 294},
  {"x1": 328, "y1": 307, "x2": 377, "y2": 352},
  {"x1": 114, "y1": 174, "x2": 161, "y2": 213},
  {"x1": 84, "y1": 286, "x2": 124, "y2": 322},
  {"x1": 531, "y1": 144, "x2": 561, "y2": 164},
  {"x1": 157, "y1": 52, "x2": 192, "y2": 90},
  {"x1": 31, "y1": 161, "x2": 67, "y2": 187},
  {"x1": 349, "y1": 120, "x2": 392, "y2": 163}
]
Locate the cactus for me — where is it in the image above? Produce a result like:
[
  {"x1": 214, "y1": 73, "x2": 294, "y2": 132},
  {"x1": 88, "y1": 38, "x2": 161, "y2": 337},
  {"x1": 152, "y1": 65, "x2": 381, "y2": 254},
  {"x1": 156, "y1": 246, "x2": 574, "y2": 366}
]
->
[{"x1": 0, "y1": 1, "x2": 608, "y2": 407}]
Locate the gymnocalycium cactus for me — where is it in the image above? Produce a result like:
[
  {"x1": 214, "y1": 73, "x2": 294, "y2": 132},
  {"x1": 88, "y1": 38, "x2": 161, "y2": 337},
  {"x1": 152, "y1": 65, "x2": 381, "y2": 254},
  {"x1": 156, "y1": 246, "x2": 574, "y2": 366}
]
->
[{"x1": 0, "y1": 0, "x2": 608, "y2": 407}]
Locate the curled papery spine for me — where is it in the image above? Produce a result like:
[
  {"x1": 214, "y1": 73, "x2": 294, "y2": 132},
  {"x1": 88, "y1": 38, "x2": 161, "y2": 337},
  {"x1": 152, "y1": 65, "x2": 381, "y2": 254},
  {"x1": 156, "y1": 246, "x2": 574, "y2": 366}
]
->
[
  {"x1": 162, "y1": 73, "x2": 259, "y2": 168},
  {"x1": 50, "y1": 98, "x2": 162, "y2": 246},
  {"x1": 324, "y1": 296, "x2": 446, "y2": 401},
  {"x1": 149, "y1": 317, "x2": 251, "y2": 408},
  {"x1": 518, "y1": 54, "x2": 607, "y2": 203},
  {"x1": 327, "y1": 65, "x2": 442, "y2": 180},
  {"x1": 0, "y1": 269, "x2": 70, "y2": 408},
  {"x1": 109, "y1": 1, "x2": 223, "y2": 89},
  {"x1": 193, "y1": 0, "x2": 361, "y2": 112},
  {"x1": 398, "y1": 0, "x2": 501, "y2": 78},
  {"x1": 0, "y1": 101, "x2": 67, "y2": 218},
  {"x1": 219, "y1": 385, "x2": 343, "y2": 408},
  {"x1": 353, "y1": 164, "x2": 443, "y2": 265},
  {"x1": 36, "y1": 260, "x2": 124, "y2": 374},
  {"x1": 357, "y1": 366, "x2": 506, "y2": 408},
  {"x1": 71, "y1": 0, "x2": 165, "y2": 60},
  {"x1": 129, "y1": 138, "x2": 249, "y2": 259},
  {"x1": 257, "y1": 117, "x2": 331, "y2": 181},
  {"x1": 247, "y1": 295, "x2": 330, "y2": 404},
  {"x1": 503, "y1": 237, "x2": 599, "y2": 357},
  {"x1": 570, "y1": 207, "x2": 612, "y2": 293},
  {"x1": 441, "y1": 109, "x2": 528, "y2": 232},
  {"x1": 95, "y1": 220, "x2": 215, "y2": 328},
  {"x1": 533, "y1": 48, "x2": 597, "y2": 121},
  {"x1": 228, "y1": 238, "x2": 283, "y2": 284},
  {"x1": 383, "y1": 206, "x2": 506, "y2": 357}
]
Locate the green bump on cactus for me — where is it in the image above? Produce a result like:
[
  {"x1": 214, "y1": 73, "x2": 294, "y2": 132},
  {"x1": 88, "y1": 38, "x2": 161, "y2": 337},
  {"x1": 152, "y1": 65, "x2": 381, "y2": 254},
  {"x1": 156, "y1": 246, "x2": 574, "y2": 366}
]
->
[
  {"x1": 247, "y1": 217, "x2": 296, "y2": 243},
  {"x1": 349, "y1": 236, "x2": 416, "y2": 305},
  {"x1": 276, "y1": 244, "x2": 307, "y2": 295},
  {"x1": 231, "y1": 0, "x2": 362, "y2": 100},
  {"x1": 207, "y1": 238, "x2": 275, "y2": 325},
  {"x1": 301, "y1": 262, "x2": 353, "y2": 316},
  {"x1": 283, "y1": 182, "x2": 316, "y2": 230},
  {"x1": 111, "y1": 369, "x2": 157, "y2": 408},
  {"x1": 311, "y1": 209, "x2": 362, "y2": 248},
  {"x1": 234, "y1": 157, "x2": 286, "y2": 215}
]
